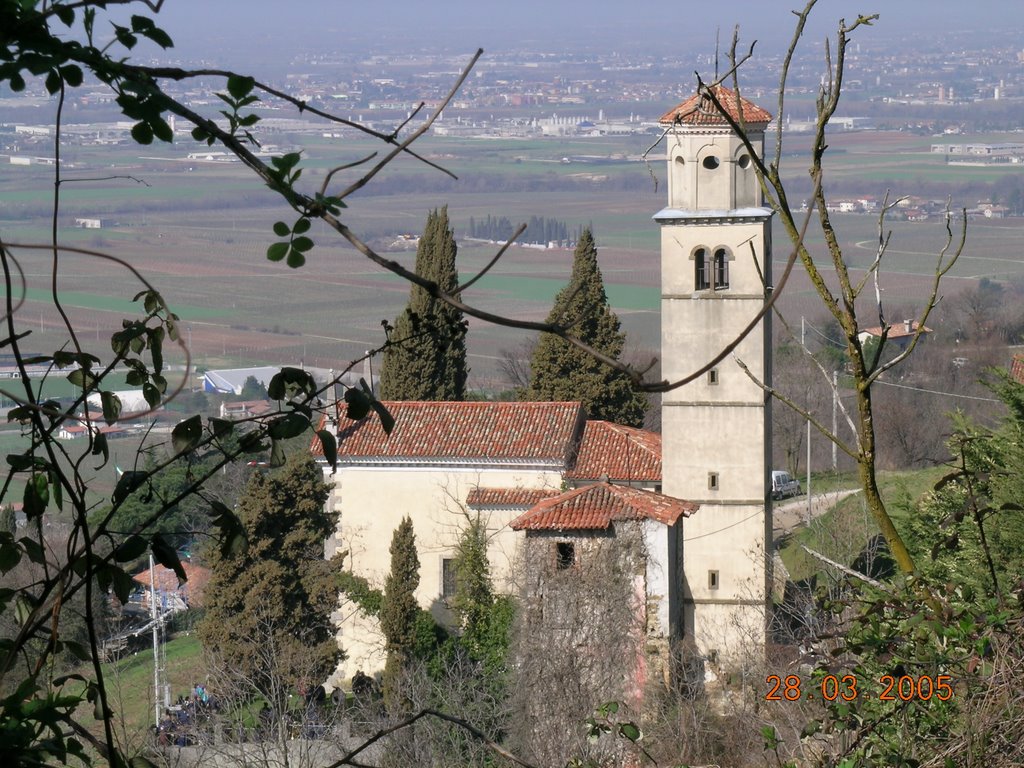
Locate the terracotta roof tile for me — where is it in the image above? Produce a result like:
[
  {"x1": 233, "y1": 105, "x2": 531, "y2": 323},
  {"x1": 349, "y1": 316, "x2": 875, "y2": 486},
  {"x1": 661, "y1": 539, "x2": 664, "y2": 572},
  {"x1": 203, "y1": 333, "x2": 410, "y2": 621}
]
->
[
  {"x1": 859, "y1": 321, "x2": 932, "y2": 340},
  {"x1": 659, "y1": 84, "x2": 772, "y2": 127},
  {"x1": 566, "y1": 421, "x2": 661, "y2": 482},
  {"x1": 131, "y1": 561, "x2": 211, "y2": 606},
  {"x1": 1012, "y1": 354, "x2": 1024, "y2": 385},
  {"x1": 313, "y1": 401, "x2": 585, "y2": 462},
  {"x1": 510, "y1": 482, "x2": 697, "y2": 531},
  {"x1": 467, "y1": 487, "x2": 562, "y2": 508}
]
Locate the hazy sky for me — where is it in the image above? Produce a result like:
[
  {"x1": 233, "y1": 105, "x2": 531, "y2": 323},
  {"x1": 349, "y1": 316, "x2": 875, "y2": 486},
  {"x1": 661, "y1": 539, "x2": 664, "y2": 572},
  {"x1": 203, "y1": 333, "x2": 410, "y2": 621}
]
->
[{"x1": 148, "y1": 1, "x2": 1024, "y2": 62}]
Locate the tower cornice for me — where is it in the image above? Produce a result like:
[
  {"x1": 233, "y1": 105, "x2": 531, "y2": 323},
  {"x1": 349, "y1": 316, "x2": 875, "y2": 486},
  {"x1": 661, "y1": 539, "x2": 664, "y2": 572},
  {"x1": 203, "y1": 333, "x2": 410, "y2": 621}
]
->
[
  {"x1": 664, "y1": 125, "x2": 768, "y2": 138},
  {"x1": 652, "y1": 207, "x2": 774, "y2": 226}
]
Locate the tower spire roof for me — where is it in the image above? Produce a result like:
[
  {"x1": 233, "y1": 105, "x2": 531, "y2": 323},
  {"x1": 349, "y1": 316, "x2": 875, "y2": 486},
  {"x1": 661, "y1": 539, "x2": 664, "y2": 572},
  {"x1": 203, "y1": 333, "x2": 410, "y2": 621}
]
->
[{"x1": 659, "y1": 84, "x2": 772, "y2": 127}]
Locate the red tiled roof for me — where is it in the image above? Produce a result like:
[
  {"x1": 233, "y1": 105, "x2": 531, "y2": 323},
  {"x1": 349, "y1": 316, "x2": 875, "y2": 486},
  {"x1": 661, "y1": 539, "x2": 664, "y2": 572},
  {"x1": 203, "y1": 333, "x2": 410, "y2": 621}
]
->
[
  {"x1": 510, "y1": 482, "x2": 697, "y2": 531},
  {"x1": 467, "y1": 487, "x2": 562, "y2": 508},
  {"x1": 566, "y1": 421, "x2": 661, "y2": 482},
  {"x1": 659, "y1": 84, "x2": 772, "y2": 127},
  {"x1": 1011, "y1": 354, "x2": 1024, "y2": 385},
  {"x1": 859, "y1": 321, "x2": 932, "y2": 340},
  {"x1": 315, "y1": 401, "x2": 585, "y2": 462},
  {"x1": 132, "y1": 561, "x2": 211, "y2": 606}
]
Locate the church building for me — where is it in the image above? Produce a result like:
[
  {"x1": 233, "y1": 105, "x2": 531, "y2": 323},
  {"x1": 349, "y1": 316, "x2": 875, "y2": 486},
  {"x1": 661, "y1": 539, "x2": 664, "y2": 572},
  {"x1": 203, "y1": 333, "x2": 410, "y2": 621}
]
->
[{"x1": 314, "y1": 84, "x2": 774, "y2": 688}]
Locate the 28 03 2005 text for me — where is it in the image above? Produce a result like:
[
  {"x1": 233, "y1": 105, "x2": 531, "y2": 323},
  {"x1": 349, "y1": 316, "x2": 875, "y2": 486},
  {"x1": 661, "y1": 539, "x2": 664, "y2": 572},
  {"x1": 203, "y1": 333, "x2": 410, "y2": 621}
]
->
[{"x1": 765, "y1": 673, "x2": 954, "y2": 702}]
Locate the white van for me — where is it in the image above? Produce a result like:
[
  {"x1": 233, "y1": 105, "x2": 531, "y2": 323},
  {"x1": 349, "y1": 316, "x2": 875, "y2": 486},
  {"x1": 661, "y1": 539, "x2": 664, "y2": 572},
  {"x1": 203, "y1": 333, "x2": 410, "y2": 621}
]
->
[{"x1": 771, "y1": 470, "x2": 801, "y2": 500}]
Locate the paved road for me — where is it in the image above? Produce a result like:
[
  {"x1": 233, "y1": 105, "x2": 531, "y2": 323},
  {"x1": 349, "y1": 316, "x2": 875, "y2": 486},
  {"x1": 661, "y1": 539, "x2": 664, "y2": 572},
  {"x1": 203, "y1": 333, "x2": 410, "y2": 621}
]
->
[{"x1": 772, "y1": 489, "x2": 862, "y2": 542}]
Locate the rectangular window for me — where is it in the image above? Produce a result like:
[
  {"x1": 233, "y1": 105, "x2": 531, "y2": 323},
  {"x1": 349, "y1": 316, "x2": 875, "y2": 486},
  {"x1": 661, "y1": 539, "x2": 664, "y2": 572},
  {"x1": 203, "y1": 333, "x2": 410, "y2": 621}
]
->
[
  {"x1": 694, "y1": 248, "x2": 710, "y2": 290},
  {"x1": 555, "y1": 541, "x2": 575, "y2": 570},
  {"x1": 708, "y1": 472, "x2": 719, "y2": 491},
  {"x1": 441, "y1": 558, "x2": 457, "y2": 600},
  {"x1": 708, "y1": 368, "x2": 719, "y2": 385},
  {"x1": 714, "y1": 248, "x2": 730, "y2": 289},
  {"x1": 708, "y1": 570, "x2": 720, "y2": 590}
]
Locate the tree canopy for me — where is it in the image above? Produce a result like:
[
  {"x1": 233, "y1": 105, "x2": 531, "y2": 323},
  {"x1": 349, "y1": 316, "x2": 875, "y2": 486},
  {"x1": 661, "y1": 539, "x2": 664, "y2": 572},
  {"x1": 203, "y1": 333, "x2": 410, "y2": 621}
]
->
[
  {"x1": 903, "y1": 371, "x2": 1024, "y2": 597},
  {"x1": 199, "y1": 453, "x2": 339, "y2": 696},
  {"x1": 380, "y1": 207, "x2": 468, "y2": 401},
  {"x1": 527, "y1": 228, "x2": 647, "y2": 426}
]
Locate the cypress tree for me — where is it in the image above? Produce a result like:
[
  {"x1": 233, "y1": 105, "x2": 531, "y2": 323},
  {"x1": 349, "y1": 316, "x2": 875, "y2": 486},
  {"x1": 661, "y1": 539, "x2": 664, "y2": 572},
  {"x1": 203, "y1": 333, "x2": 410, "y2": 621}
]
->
[
  {"x1": 379, "y1": 207, "x2": 467, "y2": 400},
  {"x1": 527, "y1": 228, "x2": 647, "y2": 427},
  {"x1": 198, "y1": 454, "x2": 339, "y2": 697},
  {"x1": 380, "y1": 516, "x2": 420, "y2": 713}
]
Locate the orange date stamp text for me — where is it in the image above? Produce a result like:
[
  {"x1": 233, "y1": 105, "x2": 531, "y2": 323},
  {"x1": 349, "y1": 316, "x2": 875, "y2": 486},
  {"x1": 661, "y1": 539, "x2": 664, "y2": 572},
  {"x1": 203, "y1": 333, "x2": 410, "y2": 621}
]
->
[{"x1": 765, "y1": 673, "x2": 954, "y2": 702}]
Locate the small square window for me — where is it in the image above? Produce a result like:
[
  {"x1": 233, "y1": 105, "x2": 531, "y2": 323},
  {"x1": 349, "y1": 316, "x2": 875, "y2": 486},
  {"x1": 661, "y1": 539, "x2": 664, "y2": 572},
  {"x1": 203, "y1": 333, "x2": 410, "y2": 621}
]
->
[
  {"x1": 708, "y1": 472, "x2": 719, "y2": 491},
  {"x1": 708, "y1": 368, "x2": 719, "y2": 385},
  {"x1": 555, "y1": 541, "x2": 575, "y2": 570},
  {"x1": 708, "y1": 570, "x2": 720, "y2": 590},
  {"x1": 441, "y1": 558, "x2": 457, "y2": 600}
]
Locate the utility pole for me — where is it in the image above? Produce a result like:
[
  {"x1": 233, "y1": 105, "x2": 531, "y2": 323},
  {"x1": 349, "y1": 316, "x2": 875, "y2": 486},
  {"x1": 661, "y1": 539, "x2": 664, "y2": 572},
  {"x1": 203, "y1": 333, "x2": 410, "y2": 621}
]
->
[
  {"x1": 803, "y1": 317, "x2": 811, "y2": 524},
  {"x1": 832, "y1": 369, "x2": 839, "y2": 471},
  {"x1": 150, "y1": 553, "x2": 160, "y2": 729}
]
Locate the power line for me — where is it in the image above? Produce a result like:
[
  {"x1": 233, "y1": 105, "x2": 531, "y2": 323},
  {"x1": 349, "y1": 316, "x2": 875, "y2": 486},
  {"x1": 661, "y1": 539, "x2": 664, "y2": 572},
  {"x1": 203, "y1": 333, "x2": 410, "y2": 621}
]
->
[
  {"x1": 872, "y1": 377, "x2": 1000, "y2": 403},
  {"x1": 684, "y1": 508, "x2": 764, "y2": 541},
  {"x1": 798, "y1": 320, "x2": 1001, "y2": 403},
  {"x1": 803, "y1": 319, "x2": 846, "y2": 349}
]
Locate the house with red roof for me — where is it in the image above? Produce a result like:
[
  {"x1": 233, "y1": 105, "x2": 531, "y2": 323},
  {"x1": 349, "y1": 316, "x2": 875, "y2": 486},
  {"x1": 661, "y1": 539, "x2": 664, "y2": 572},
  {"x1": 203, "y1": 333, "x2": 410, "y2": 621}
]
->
[
  {"x1": 511, "y1": 483, "x2": 697, "y2": 705},
  {"x1": 131, "y1": 560, "x2": 211, "y2": 611},
  {"x1": 311, "y1": 399, "x2": 689, "y2": 688},
  {"x1": 857, "y1": 319, "x2": 932, "y2": 352}
]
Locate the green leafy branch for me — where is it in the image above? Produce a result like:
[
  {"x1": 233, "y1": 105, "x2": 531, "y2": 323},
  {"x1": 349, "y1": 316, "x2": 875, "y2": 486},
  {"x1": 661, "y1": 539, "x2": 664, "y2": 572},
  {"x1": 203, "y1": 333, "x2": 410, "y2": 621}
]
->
[
  {"x1": 268, "y1": 212, "x2": 315, "y2": 268},
  {"x1": 193, "y1": 73, "x2": 261, "y2": 146}
]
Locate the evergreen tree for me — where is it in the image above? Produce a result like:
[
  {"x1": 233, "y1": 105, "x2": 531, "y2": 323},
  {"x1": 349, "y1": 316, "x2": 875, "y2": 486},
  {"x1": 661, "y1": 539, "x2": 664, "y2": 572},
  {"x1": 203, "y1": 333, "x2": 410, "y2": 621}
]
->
[
  {"x1": 239, "y1": 374, "x2": 268, "y2": 400},
  {"x1": 451, "y1": 516, "x2": 513, "y2": 686},
  {"x1": 903, "y1": 371, "x2": 1024, "y2": 597},
  {"x1": 380, "y1": 516, "x2": 420, "y2": 712},
  {"x1": 379, "y1": 207, "x2": 467, "y2": 400},
  {"x1": 109, "y1": 452, "x2": 217, "y2": 549},
  {"x1": 198, "y1": 453, "x2": 339, "y2": 697},
  {"x1": 527, "y1": 228, "x2": 648, "y2": 426},
  {"x1": 452, "y1": 518, "x2": 492, "y2": 642}
]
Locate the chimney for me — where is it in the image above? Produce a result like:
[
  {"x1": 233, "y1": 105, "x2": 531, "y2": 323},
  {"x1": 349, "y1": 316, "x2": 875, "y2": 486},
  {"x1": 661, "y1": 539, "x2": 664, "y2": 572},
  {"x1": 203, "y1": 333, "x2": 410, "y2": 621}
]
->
[{"x1": 904, "y1": 319, "x2": 913, "y2": 334}]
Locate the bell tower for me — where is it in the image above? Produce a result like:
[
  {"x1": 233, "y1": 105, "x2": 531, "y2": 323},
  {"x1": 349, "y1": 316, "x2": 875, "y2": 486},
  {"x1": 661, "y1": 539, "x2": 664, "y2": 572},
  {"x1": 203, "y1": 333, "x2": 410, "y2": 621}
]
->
[{"x1": 655, "y1": 85, "x2": 773, "y2": 661}]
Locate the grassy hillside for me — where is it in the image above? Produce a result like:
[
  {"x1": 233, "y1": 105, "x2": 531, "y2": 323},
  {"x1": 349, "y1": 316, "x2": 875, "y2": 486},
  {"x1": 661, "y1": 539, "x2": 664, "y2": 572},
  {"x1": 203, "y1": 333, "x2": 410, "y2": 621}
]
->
[
  {"x1": 778, "y1": 466, "x2": 947, "y2": 583},
  {"x1": 100, "y1": 631, "x2": 206, "y2": 748}
]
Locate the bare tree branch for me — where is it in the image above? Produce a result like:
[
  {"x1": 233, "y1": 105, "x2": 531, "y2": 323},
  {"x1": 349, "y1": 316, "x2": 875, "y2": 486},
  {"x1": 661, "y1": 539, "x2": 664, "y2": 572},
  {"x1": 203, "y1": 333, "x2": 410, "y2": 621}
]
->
[
  {"x1": 800, "y1": 545, "x2": 889, "y2": 591},
  {"x1": 327, "y1": 708, "x2": 539, "y2": 768}
]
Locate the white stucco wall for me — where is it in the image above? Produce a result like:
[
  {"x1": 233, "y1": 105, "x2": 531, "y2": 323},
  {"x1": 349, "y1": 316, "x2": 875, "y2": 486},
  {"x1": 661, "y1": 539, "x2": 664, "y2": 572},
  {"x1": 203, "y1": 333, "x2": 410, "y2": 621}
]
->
[
  {"x1": 642, "y1": 518, "x2": 672, "y2": 638},
  {"x1": 326, "y1": 463, "x2": 563, "y2": 684},
  {"x1": 666, "y1": 130, "x2": 765, "y2": 211}
]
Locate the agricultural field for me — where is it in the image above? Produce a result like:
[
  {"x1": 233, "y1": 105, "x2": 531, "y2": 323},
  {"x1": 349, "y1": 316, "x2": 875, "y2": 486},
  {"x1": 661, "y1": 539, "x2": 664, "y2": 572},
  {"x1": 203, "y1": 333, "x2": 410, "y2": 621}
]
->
[{"x1": 2, "y1": 126, "x2": 1023, "y2": 392}]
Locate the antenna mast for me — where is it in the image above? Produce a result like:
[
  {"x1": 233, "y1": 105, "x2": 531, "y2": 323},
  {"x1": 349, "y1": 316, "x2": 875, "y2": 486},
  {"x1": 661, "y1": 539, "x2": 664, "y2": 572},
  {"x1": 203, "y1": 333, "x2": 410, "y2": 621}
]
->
[{"x1": 714, "y1": 26, "x2": 720, "y2": 80}]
